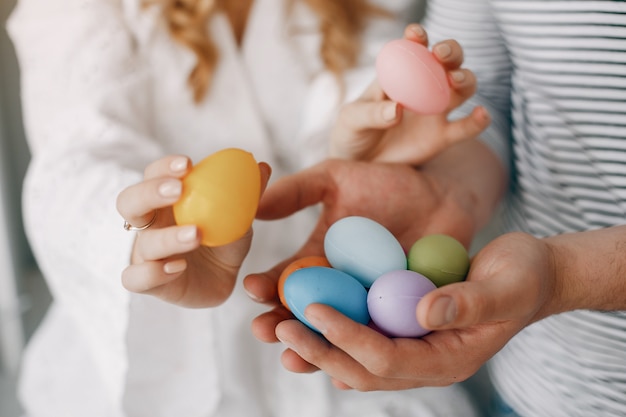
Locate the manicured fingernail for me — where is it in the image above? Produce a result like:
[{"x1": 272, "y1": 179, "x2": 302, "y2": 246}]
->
[
  {"x1": 158, "y1": 180, "x2": 182, "y2": 198},
  {"x1": 177, "y1": 225, "x2": 197, "y2": 243},
  {"x1": 164, "y1": 259, "x2": 187, "y2": 274},
  {"x1": 428, "y1": 296, "x2": 457, "y2": 328},
  {"x1": 170, "y1": 157, "x2": 188, "y2": 173},
  {"x1": 450, "y1": 70, "x2": 466, "y2": 83},
  {"x1": 305, "y1": 310, "x2": 327, "y2": 334},
  {"x1": 383, "y1": 103, "x2": 398, "y2": 122},
  {"x1": 434, "y1": 43, "x2": 452, "y2": 59}
]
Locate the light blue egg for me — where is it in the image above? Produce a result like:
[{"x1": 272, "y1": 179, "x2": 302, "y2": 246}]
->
[
  {"x1": 283, "y1": 266, "x2": 369, "y2": 332},
  {"x1": 324, "y1": 216, "x2": 407, "y2": 287}
]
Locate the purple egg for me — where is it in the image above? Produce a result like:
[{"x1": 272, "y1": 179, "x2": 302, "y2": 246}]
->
[{"x1": 367, "y1": 270, "x2": 436, "y2": 338}]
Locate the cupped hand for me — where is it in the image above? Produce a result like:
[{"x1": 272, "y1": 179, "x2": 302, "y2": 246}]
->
[
  {"x1": 116, "y1": 154, "x2": 271, "y2": 308},
  {"x1": 330, "y1": 23, "x2": 490, "y2": 164},
  {"x1": 244, "y1": 156, "x2": 481, "y2": 342},
  {"x1": 261, "y1": 232, "x2": 557, "y2": 391}
]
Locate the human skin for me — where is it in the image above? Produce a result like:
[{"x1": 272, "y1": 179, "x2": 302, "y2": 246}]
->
[
  {"x1": 246, "y1": 139, "x2": 626, "y2": 391},
  {"x1": 116, "y1": 155, "x2": 272, "y2": 307},
  {"x1": 243, "y1": 138, "x2": 506, "y2": 384},
  {"x1": 330, "y1": 24, "x2": 490, "y2": 164}
]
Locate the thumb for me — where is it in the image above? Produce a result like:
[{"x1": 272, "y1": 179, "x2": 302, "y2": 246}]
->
[{"x1": 416, "y1": 278, "x2": 515, "y2": 330}]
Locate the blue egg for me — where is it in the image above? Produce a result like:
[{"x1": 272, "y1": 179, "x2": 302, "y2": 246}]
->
[
  {"x1": 283, "y1": 266, "x2": 370, "y2": 332},
  {"x1": 324, "y1": 216, "x2": 407, "y2": 287}
]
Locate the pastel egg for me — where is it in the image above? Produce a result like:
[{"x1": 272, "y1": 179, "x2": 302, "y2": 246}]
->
[
  {"x1": 407, "y1": 234, "x2": 469, "y2": 287},
  {"x1": 283, "y1": 266, "x2": 370, "y2": 333},
  {"x1": 278, "y1": 256, "x2": 331, "y2": 311},
  {"x1": 173, "y1": 148, "x2": 261, "y2": 247},
  {"x1": 367, "y1": 270, "x2": 436, "y2": 338},
  {"x1": 376, "y1": 39, "x2": 450, "y2": 115},
  {"x1": 324, "y1": 216, "x2": 406, "y2": 288}
]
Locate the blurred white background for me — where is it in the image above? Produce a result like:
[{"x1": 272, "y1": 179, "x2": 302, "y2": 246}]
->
[{"x1": 1, "y1": 0, "x2": 52, "y2": 415}]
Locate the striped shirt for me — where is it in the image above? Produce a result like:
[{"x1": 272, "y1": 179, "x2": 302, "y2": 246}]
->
[{"x1": 424, "y1": 1, "x2": 626, "y2": 416}]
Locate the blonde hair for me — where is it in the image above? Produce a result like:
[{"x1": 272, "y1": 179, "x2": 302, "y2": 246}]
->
[{"x1": 148, "y1": 0, "x2": 389, "y2": 102}]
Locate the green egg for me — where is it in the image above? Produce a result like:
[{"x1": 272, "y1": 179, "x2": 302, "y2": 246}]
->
[{"x1": 407, "y1": 234, "x2": 469, "y2": 287}]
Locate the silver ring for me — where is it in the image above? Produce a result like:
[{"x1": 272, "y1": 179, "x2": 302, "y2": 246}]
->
[{"x1": 123, "y1": 212, "x2": 157, "y2": 232}]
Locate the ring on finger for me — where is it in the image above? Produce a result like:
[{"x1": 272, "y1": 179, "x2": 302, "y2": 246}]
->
[{"x1": 123, "y1": 211, "x2": 158, "y2": 232}]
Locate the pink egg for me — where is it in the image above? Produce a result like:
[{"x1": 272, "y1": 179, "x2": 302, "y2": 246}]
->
[
  {"x1": 367, "y1": 270, "x2": 436, "y2": 338},
  {"x1": 376, "y1": 39, "x2": 450, "y2": 115}
]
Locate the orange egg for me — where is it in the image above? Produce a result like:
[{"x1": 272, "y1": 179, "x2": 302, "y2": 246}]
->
[
  {"x1": 173, "y1": 148, "x2": 261, "y2": 247},
  {"x1": 278, "y1": 256, "x2": 331, "y2": 310}
]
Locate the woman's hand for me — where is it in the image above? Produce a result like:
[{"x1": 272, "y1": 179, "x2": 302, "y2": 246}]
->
[
  {"x1": 330, "y1": 24, "x2": 490, "y2": 164},
  {"x1": 116, "y1": 154, "x2": 271, "y2": 308}
]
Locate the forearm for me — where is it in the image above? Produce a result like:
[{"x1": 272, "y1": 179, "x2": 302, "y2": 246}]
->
[
  {"x1": 546, "y1": 225, "x2": 626, "y2": 315},
  {"x1": 422, "y1": 137, "x2": 507, "y2": 236}
]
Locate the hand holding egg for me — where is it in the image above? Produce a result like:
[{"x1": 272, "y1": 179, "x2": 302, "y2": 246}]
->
[
  {"x1": 279, "y1": 216, "x2": 470, "y2": 338},
  {"x1": 118, "y1": 149, "x2": 270, "y2": 308},
  {"x1": 329, "y1": 27, "x2": 490, "y2": 164}
]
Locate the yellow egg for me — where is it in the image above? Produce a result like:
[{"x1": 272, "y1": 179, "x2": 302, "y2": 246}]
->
[{"x1": 173, "y1": 148, "x2": 261, "y2": 247}]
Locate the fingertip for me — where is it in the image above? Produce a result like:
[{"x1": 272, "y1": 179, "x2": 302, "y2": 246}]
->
[
  {"x1": 331, "y1": 378, "x2": 353, "y2": 390},
  {"x1": 448, "y1": 69, "x2": 467, "y2": 86},
  {"x1": 404, "y1": 23, "x2": 428, "y2": 45},
  {"x1": 258, "y1": 161, "x2": 272, "y2": 180},
  {"x1": 250, "y1": 307, "x2": 293, "y2": 343},
  {"x1": 474, "y1": 106, "x2": 491, "y2": 126},
  {"x1": 417, "y1": 287, "x2": 463, "y2": 330},
  {"x1": 169, "y1": 155, "x2": 191, "y2": 176},
  {"x1": 433, "y1": 43, "x2": 452, "y2": 61},
  {"x1": 382, "y1": 102, "x2": 400, "y2": 123},
  {"x1": 163, "y1": 258, "x2": 187, "y2": 275},
  {"x1": 243, "y1": 272, "x2": 278, "y2": 303},
  {"x1": 280, "y1": 348, "x2": 319, "y2": 374},
  {"x1": 423, "y1": 295, "x2": 458, "y2": 329}
]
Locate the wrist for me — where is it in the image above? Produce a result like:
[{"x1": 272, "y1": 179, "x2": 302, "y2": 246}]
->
[
  {"x1": 543, "y1": 225, "x2": 626, "y2": 314},
  {"x1": 422, "y1": 138, "x2": 507, "y2": 236}
]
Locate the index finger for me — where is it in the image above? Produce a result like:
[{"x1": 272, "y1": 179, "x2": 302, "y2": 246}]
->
[{"x1": 256, "y1": 162, "x2": 331, "y2": 220}]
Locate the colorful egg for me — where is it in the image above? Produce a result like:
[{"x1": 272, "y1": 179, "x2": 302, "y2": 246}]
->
[
  {"x1": 324, "y1": 216, "x2": 406, "y2": 288},
  {"x1": 173, "y1": 148, "x2": 261, "y2": 247},
  {"x1": 283, "y1": 266, "x2": 370, "y2": 333},
  {"x1": 367, "y1": 270, "x2": 436, "y2": 338},
  {"x1": 407, "y1": 234, "x2": 469, "y2": 287},
  {"x1": 278, "y1": 256, "x2": 331, "y2": 311},
  {"x1": 376, "y1": 39, "x2": 450, "y2": 115}
]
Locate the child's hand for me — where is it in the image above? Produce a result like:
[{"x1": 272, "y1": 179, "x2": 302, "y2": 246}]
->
[
  {"x1": 330, "y1": 24, "x2": 490, "y2": 164},
  {"x1": 116, "y1": 155, "x2": 271, "y2": 308}
]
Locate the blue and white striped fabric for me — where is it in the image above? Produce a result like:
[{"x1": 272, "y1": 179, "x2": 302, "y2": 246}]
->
[{"x1": 424, "y1": 1, "x2": 626, "y2": 416}]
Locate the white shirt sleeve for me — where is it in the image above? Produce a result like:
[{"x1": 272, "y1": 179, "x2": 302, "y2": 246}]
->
[{"x1": 8, "y1": 0, "x2": 163, "y2": 405}]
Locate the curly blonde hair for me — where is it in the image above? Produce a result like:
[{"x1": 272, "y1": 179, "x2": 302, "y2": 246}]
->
[{"x1": 146, "y1": 0, "x2": 389, "y2": 102}]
